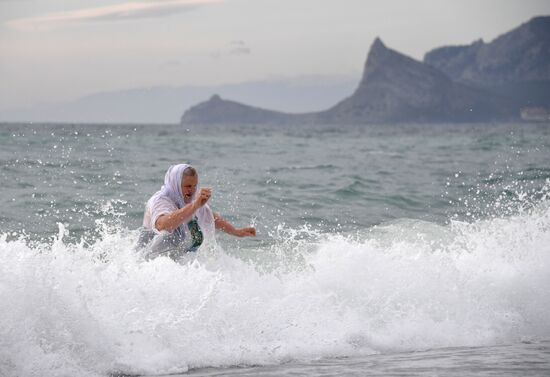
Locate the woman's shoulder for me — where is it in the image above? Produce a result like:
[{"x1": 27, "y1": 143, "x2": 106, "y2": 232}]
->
[{"x1": 148, "y1": 191, "x2": 178, "y2": 210}]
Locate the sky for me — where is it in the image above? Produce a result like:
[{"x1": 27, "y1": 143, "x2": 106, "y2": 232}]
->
[{"x1": 1, "y1": 0, "x2": 549, "y2": 111}]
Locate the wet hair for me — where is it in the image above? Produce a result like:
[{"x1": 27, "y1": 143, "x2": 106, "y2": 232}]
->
[{"x1": 183, "y1": 166, "x2": 197, "y2": 177}]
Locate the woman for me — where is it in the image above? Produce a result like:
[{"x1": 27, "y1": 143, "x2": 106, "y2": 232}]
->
[{"x1": 138, "y1": 163, "x2": 256, "y2": 259}]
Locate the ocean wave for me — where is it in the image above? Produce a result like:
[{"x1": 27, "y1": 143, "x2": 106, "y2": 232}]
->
[{"x1": 1, "y1": 202, "x2": 549, "y2": 376}]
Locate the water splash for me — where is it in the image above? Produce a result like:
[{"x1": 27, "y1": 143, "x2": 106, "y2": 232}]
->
[{"x1": 1, "y1": 198, "x2": 549, "y2": 376}]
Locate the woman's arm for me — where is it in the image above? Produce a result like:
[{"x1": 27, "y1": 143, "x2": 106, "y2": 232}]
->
[
  {"x1": 214, "y1": 212, "x2": 256, "y2": 237},
  {"x1": 155, "y1": 201, "x2": 199, "y2": 232},
  {"x1": 155, "y1": 188, "x2": 211, "y2": 232}
]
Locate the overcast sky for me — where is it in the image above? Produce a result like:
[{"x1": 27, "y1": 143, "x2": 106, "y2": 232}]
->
[{"x1": 1, "y1": 0, "x2": 549, "y2": 110}]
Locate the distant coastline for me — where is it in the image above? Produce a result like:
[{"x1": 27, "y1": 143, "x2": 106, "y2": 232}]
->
[{"x1": 182, "y1": 16, "x2": 550, "y2": 125}]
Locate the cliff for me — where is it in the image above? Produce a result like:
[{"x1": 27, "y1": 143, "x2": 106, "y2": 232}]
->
[
  {"x1": 424, "y1": 16, "x2": 550, "y2": 107},
  {"x1": 319, "y1": 38, "x2": 516, "y2": 123}
]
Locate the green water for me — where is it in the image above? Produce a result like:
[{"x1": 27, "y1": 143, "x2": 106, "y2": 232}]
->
[{"x1": 1, "y1": 122, "x2": 548, "y2": 241}]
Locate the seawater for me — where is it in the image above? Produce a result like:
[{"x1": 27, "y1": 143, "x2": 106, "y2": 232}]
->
[{"x1": 0, "y1": 122, "x2": 549, "y2": 376}]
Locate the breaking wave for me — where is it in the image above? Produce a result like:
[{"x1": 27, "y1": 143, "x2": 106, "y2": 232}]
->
[{"x1": 1, "y1": 201, "x2": 550, "y2": 376}]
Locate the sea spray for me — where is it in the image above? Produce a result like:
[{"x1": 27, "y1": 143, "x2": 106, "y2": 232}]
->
[{"x1": 1, "y1": 201, "x2": 550, "y2": 376}]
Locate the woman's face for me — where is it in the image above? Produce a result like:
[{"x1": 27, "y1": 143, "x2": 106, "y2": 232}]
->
[{"x1": 181, "y1": 175, "x2": 198, "y2": 203}]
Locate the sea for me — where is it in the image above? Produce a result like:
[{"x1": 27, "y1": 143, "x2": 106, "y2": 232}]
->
[{"x1": 0, "y1": 121, "x2": 549, "y2": 377}]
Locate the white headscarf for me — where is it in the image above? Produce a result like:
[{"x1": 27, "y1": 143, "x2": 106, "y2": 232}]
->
[{"x1": 159, "y1": 163, "x2": 192, "y2": 209}]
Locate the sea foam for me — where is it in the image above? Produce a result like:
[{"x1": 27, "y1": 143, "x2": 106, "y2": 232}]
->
[{"x1": 1, "y1": 202, "x2": 549, "y2": 376}]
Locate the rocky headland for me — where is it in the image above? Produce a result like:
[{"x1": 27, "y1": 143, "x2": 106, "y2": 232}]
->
[{"x1": 181, "y1": 16, "x2": 549, "y2": 125}]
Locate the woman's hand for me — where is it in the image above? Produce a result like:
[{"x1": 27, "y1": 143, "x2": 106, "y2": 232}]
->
[
  {"x1": 235, "y1": 227, "x2": 256, "y2": 237},
  {"x1": 194, "y1": 187, "x2": 212, "y2": 208},
  {"x1": 213, "y1": 212, "x2": 256, "y2": 237}
]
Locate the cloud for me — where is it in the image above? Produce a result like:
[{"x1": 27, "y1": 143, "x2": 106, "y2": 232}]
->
[
  {"x1": 229, "y1": 40, "x2": 251, "y2": 55},
  {"x1": 209, "y1": 40, "x2": 251, "y2": 59},
  {"x1": 6, "y1": 0, "x2": 223, "y2": 31}
]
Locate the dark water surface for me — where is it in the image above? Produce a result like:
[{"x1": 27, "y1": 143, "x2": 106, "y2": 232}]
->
[{"x1": 184, "y1": 341, "x2": 550, "y2": 376}]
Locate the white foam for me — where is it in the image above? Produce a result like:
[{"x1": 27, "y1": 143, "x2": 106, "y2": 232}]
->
[{"x1": 1, "y1": 203, "x2": 549, "y2": 376}]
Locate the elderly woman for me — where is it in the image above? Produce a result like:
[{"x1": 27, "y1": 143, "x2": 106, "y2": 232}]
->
[{"x1": 138, "y1": 163, "x2": 256, "y2": 259}]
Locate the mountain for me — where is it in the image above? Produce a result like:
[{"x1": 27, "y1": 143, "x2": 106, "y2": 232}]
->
[
  {"x1": 181, "y1": 94, "x2": 310, "y2": 124},
  {"x1": 181, "y1": 38, "x2": 517, "y2": 125},
  {"x1": 424, "y1": 16, "x2": 550, "y2": 107},
  {"x1": 318, "y1": 38, "x2": 516, "y2": 123},
  {"x1": 182, "y1": 16, "x2": 550, "y2": 125}
]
